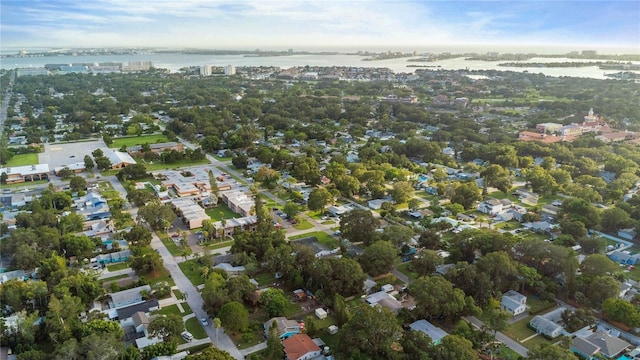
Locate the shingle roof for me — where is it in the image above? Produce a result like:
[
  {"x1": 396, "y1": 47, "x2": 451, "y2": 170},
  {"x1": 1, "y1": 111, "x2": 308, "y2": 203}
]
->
[
  {"x1": 585, "y1": 331, "x2": 631, "y2": 357},
  {"x1": 116, "y1": 300, "x2": 159, "y2": 320},
  {"x1": 571, "y1": 336, "x2": 600, "y2": 357},
  {"x1": 283, "y1": 334, "x2": 320, "y2": 360}
]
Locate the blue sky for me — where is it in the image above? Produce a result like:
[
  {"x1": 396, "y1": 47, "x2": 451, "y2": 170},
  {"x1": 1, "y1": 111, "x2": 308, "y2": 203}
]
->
[{"x1": 1, "y1": 1, "x2": 638, "y2": 52}]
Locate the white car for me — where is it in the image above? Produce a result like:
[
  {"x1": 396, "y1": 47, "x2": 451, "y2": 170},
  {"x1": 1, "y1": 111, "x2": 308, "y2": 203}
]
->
[{"x1": 200, "y1": 317, "x2": 208, "y2": 327}]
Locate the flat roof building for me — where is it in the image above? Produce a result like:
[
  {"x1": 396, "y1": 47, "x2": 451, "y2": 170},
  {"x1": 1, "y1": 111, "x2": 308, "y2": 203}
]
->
[{"x1": 0, "y1": 164, "x2": 50, "y2": 184}]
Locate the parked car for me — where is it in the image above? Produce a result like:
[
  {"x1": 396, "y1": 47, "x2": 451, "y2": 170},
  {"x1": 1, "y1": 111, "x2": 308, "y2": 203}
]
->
[
  {"x1": 181, "y1": 331, "x2": 194, "y2": 342},
  {"x1": 200, "y1": 317, "x2": 208, "y2": 327}
]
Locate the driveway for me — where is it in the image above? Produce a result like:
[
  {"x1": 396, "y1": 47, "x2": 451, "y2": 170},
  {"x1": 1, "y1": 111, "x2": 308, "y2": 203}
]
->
[
  {"x1": 463, "y1": 316, "x2": 529, "y2": 357},
  {"x1": 150, "y1": 232, "x2": 244, "y2": 359}
]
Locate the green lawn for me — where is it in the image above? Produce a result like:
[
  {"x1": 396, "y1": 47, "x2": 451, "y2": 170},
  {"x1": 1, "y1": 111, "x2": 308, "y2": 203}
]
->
[
  {"x1": 494, "y1": 221, "x2": 521, "y2": 231},
  {"x1": 205, "y1": 203, "x2": 242, "y2": 221},
  {"x1": 181, "y1": 302, "x2": 193, "y2": 315},
  {"x1": 140, "y1": 267, "x2": 175, "y2": 287},
  {"x1": 292, "y1": 219, "x2": 314, "y2": 230},
  {"x1": 625, "y1": 266, "x2": 640, "y2": 281},
  {"x1": 99, "y1": 273, "x2": 129, "y2": 283},
  {"x1": 502, "y1": 316, "x2": 552, "y2": 349},
  {"x1": 173, "y1": 289, "x2": 184, "y2": 300},
  {"x1": 157, "y1": 231, "x2": 184, "y2": 256},
  {"x1": 178, "y1": 259, "x2": 207, "y2": 286},
  {"x1": 5, "y1": 153, "x2": 38, "y2": 166},
  {"x1": 283, "y1": 301, "x2": 302, "y2": 318},
  {"x1": 159, "y1": 304, "x2": 182, "y2": 316},
  {"x1": 396, "y1": 262, "x2": 418, "y2": 281},
  {"x1": 185, "y1": 317, "x2": 208, "y2": 339},
  {"x1": 289, "y1": 231, "x2": 339, "y2": 249},
  {"x1": 110, "y1": 134, "x2": 170, "y2": 148},
  {"x1": 106, "y1": 262, "x2": 130, "y2": 272},
  {"x1": 527, "y1": 298, "x2": 555, "y2": 315},
  {"x1": 205, "y1": 239, "x2": 235, "y2": 250},
  {"x1": 253, "y1": 272, "x2": 276, "y2": 286}
]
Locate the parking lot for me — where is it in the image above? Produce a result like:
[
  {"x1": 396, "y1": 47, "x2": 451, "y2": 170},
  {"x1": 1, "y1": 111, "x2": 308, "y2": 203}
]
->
[{"x1": 40, "y1": 140, "x2": 106, "y2": 170}]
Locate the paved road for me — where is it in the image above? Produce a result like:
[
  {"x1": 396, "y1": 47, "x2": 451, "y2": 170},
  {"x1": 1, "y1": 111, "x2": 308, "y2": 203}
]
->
[
  {"x1": 240, "y1": 341, "x2": 267, "y2": 357},
  {"x1": 464, "y1": 316, "x2": 529, "y2": 357},
  {"x1": 150, "y1": 231, "x2": 244, "y2": 359}
]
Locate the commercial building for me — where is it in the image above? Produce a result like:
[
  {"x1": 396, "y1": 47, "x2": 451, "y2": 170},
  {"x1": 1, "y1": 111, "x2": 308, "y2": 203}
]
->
[
  {"x1": 170, "y1": 198, "x2": 209, "y2": 229},
  {"x1": 221, "y1": 190, "x2": 254, "y2": 217},
  {"x1": 225, "y1": 64, "x2": 236, "y2": 75},
  {"x1": 0, "y1": 164, "x2": 50, "y2": 184}
]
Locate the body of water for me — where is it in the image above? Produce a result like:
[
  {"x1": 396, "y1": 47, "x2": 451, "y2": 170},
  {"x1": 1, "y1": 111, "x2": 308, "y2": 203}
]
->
[{"x1": 1, "y1": 53, "x2": 638, "y2": 80}]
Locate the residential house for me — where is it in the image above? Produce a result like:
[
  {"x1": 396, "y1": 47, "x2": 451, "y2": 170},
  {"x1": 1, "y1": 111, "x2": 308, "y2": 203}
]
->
[
  {"x1": 111, "y1": 299, "x2": 159, "y2": 323},
  {"x1": 610, "y1": 251, "x2": 640, "y2": 266},
  {"x1": 109, "y1": 285, "x2": 151, "y2": 309},
  {"x1": 571, "y1": 331, "x2": 631, "y2": 359},
  {"x1": 0, "y1": 270, "x2": 26, "y2": 285},
  {"x1": 131, "y1": 311, "x2": 161, "y2": 349},
  {"x1": 529, "y1": 307, "x2": 565, "y2": 339},
  {"x1": 95, "y1": 249, "x2": 130, "y2": 265},
  {"x1": 368, "y1": 198, "x2": 391, "y2": 210},
  {"x1": 75, "y1": 192, "x2": 111, "y2": 220},
  {"x1": 617, "y1": 228, "x2": 637, "y2": 241},
  {"x1": 213, "y1": 263, "x2": 246, "y2": 276},
  {"x1": 265, "y1": 317, "x2": 301, "y2": 340},
  {"x1": 500, "y1": 290, "x2": 527, "y2": 316},
  {"x1": 523, "y1": 221, "x2": 554, "y2": 234},
  {"x1": 365, "y1": 290, "x2": 403, "y2": 312},
  {"x1": 282, "y1": 334, "x2": 322, "y2": 360},
  {"x1": 327, "y1": 205, "x2": 352, "y2": 217},
  {"x1": 477, "y1": 199, "x2": 503, "y2": 216},
  {"x1": 409, "y1": 320, "x2": 448, "y2": 345}
]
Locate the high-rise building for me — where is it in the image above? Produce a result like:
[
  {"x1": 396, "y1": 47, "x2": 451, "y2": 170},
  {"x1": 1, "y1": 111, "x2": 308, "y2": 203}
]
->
[
  {"x1": 201, "y1": 65, "x2": 211, "y2": 76},
  {"x1": 224, "y1": 65, "x2": 236, "y2": 75}
]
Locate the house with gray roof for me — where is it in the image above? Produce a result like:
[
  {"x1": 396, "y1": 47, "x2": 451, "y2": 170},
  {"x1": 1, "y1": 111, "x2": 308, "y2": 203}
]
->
[
  {"x1": 571, "y1": 330, "x2": 631, "y2": 359},
  {"x1": 500, "y1": 290, "x2": 527, "y2": 316},
  {"x1": 529, "y1": 307, "x2": 566, "y2": 339},
  {"x1": 409, "y1": 320, "x2": 448, "y2": 345},
  {"x1": 109, "y1": 285, "x2": 151, "y2": 309}
]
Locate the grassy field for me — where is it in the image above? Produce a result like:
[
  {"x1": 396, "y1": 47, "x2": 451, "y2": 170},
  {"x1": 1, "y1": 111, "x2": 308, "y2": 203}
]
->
[
  {"x1": 178, "y1": 259, "x2": 206, "y2": 286},
  {"x1": 106, "y1": 262, "x2": 130, "y2": 272},
  {"x1": 110, "y1": 134, "x2": 170, "y2": 148},
  {"x1": 292, "y1": 219, "x2": 314, "y2": 230},
  {"x1": 185, "y1": 317, "x2": 208, "y2": 339},
  {"x1": 205, "y1": 203, "x2": 242, "y2": 221},
  {"x1": 289, "y1": 231, "x2": 339, "y2": 249},
  {"x1": 5, "y1": 153, "x2": 39, "y2": 166}
]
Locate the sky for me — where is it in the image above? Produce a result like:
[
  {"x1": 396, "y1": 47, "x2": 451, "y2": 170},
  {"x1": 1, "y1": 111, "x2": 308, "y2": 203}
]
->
[{"x1": 1, "y1": 0, "x2": 639, "y2": 53}]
